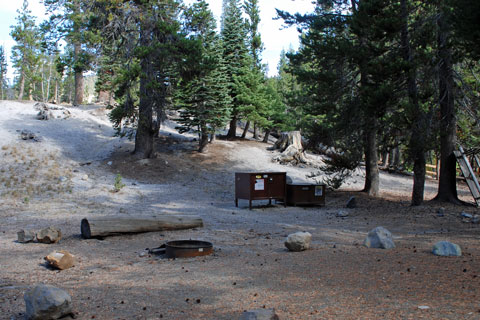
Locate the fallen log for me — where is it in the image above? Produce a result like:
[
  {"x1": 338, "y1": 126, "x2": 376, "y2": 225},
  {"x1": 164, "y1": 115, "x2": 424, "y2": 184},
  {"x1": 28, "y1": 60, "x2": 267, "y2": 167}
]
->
[{"x1": 81, "y1": 214, "x2": 204, "y2": 239}]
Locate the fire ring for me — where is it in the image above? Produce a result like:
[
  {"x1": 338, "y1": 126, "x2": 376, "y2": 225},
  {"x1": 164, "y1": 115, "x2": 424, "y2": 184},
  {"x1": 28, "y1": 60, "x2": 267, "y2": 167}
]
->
[{"x1": 157, "y1": 240, "x2": 213, "y2": 258}]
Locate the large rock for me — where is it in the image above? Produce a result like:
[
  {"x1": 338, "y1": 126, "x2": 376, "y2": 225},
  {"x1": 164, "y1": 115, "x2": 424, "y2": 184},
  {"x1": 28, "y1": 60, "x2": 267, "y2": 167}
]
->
[
  {"x1": 17, "y1": 229, "x2": 36, "y2": 243},
  {"x1": 44, "y1": 250, "x2": 75, "y2": 270},
  {"x1": 364, "y1": 227, "x2": 395, "y2": 249},
  {"x1": 285, "y1": 232, "x2": 312, "y2": 252},
  {"x1": 239, "y1": 309, "x2": 280, "y2": 320},
  {"x1": 432, "y1": 241, "x2": 462, "y2": 256},
  {"x1": 24, "y1": 284, "x2": 73, "y2": 320},
  {"x1": 36, "y1": 227, "x2": 62, "y2": 244}
]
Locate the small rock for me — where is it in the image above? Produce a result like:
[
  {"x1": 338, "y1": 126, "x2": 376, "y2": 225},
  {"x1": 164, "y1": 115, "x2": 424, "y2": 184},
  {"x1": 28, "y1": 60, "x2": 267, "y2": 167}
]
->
[
  {"x1": 285, "y1": 232, "x2": 312, "y2": 252},
  {"x1": 139, "y1": 252, "x2": 147, "y2": 257},
  {"x1": 336, "y1": 210, "x2": 349, "y2": 218},
  {"x1": 36, "y1": 227, "x2": 62, "y2": 244},
  {"x1": 239, "y1": 308, "x2": 280, "y2": 320},
  {"x1": 18, "y1": 229, "x2": 36, "y2": 243},
  {"x1": 472, "y1": 215, "x2": 479, "y2": 224},
  {"x1": 21, "y1": 130, "x2": 36, "y2": 140},
  {"x1": 81, "y1": 174, "x2": 88, "y2": 181},
  {"x1": 418, "y1": 306, "x2": 430, "y2": 310},
  {"x1": 107, "y1": 161, "x2": 113, "y2": 166},
  {"x1": 461, "y1": 212, "x2": 473, "y2": 219},
  {"x1": 437, "y1": 207, "x2": 445, "y2": 217},
  {"x1": 44, "y1": 250, "x2": 75, "y2": 270},
  {"x1": 346, "y1": 196, "x2": 356, "y2": 208},
  {"x1": 58, "y1": 176, "x2": 67, "y2": 183},
  {"x1": 432, "y1": 241, "x2": 462, "y2": 256},
  {"x1": 24, "y1": 284, "x2": 72, "y2": 320},
  {"x1": 137, "y1": 159, "x2": 150, "y2": 166},
  {"x1": 364, "y1": 226, "x2": 395, "y2": 249}
]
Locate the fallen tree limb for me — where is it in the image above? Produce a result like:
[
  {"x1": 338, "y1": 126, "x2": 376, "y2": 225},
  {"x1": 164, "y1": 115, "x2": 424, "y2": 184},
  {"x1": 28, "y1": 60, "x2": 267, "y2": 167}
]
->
[{"x1": 81, "y1": 214, "x2": 204, "y2": 239}]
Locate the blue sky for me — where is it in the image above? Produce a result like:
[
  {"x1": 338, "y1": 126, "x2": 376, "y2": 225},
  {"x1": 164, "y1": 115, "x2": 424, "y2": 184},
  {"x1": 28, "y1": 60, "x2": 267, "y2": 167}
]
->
[{"x1": 0, "y1": 0, "x2": 315, "y2": 81}]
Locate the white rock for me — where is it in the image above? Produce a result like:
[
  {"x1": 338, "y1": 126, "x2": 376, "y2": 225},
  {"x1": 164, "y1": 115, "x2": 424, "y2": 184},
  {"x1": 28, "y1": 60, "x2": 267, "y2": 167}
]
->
[
  {"x1": 364, "y1": 226, "x2": 395, "y2": 249},
  {"x1": 285, "y1": 232, "x2": 312, "y2": 252},
  {"x1": 432, "y1": 241, "x2": 461, "y2": 256}
]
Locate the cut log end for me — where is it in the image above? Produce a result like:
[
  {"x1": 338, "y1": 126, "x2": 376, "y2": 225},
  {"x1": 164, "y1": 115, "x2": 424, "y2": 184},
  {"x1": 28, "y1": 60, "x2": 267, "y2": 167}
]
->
[{"x1": 81, "y1": 218, "x2": 91, "y2": 239}]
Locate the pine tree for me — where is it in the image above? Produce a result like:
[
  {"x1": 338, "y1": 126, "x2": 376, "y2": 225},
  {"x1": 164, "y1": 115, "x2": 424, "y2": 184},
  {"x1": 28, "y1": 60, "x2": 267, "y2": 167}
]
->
[
  {"x1": 221, "y1": 0, "x2": 251, "y2": 138},
  {"x1": 176, "y1": 0, "x2": 231, "y2": 152},
  {"x1": 0, "y1": 46, "x2": 7, "y2": 100},
  {"x1": 92, "y1": 0, "x2": 185, "y2": 158},
  {"x1": 43, "y1": 0, "x2": 96, "y2": 106},
  {"x1": 10, "y1": 0, "x2": 41, "y2": 100}
]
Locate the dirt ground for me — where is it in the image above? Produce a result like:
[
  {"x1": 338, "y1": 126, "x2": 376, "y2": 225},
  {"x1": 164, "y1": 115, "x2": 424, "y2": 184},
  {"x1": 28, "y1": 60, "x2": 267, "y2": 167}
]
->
[{"x1": 1, "y1": 102, "x2": 480, "y2": 320}]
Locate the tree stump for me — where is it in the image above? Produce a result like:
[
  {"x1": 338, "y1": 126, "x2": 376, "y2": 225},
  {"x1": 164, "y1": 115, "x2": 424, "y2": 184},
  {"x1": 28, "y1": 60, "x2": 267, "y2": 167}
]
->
[{"x1": 270, "y1": 131, "x2": 309, "y2": 164}]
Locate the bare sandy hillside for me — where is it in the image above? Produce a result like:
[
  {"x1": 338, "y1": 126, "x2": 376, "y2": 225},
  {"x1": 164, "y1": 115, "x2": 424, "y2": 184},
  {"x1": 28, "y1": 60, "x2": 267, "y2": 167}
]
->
[{"x1": 0, "y1": 101, "x2": 479, "y2": 320}]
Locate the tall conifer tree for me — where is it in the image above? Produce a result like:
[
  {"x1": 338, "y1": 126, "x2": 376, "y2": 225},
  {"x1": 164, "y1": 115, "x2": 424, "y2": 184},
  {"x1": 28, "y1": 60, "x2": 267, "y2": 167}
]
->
[{"x1": 176, "y1": 1, "x2": 231, "y2": 152}]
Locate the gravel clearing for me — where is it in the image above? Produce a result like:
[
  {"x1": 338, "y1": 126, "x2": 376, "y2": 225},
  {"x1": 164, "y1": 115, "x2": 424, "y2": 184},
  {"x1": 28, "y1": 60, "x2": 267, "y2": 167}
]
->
[{"x1": 0, "y1": 101, "x2": 479, "y2": 319}]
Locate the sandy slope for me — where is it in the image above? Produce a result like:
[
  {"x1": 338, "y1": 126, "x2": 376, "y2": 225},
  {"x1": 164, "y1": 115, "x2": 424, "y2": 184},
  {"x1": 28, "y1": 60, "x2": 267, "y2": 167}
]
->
[{"x1": 0, "y1": 100, "x2": 479, "y2": 320}]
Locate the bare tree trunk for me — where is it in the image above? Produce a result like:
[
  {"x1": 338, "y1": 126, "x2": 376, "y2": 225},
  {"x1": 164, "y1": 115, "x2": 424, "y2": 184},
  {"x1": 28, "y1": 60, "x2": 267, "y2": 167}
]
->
[
  {"x1": 73, "y1": 43, "x2": 84, "y2": 106},
  {"x1": 227, "y1": 115, "x2": 237, "y2": 139},
  {"x1": 253, "y1": 123, "x2": 259, "y2": 139},
  {"x1": 434, "y1": 8, "x2": 459, "y2": 203},
  {"x1": 241, "y1": 120, "x2": 250, "y2": 138},
  {"x1": 46, "y1": 60, "x2": 52, "y2": 103},
  {"x1": 198, "y1": 129, "x2": 209, "y2": 153},
  {"x1": 401, "y1": 0, "x2": 428, "y2": 206},
  {"x1": 262, "y1": 129, "x2": 271, "y2": 143},
  {"x1": 134, "y1": 24, "x2": 155, "y2": 159},
  {"x1": 363, "y1": 120, "x2": 380, "y2": 196},
  {"x1": 18, "y1": 72, "x2": 25, "y2": 100}
]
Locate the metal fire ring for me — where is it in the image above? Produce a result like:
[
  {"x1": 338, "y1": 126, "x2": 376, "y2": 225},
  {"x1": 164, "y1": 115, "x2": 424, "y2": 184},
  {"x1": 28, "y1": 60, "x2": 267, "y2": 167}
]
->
[{"x1": 149, "y1": 240, "x2": 213, "y2": 258}]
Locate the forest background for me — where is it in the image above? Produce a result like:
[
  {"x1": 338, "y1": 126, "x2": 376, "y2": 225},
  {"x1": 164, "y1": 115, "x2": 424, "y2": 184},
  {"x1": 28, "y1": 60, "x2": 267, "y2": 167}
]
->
[{"x1": 0, "y1": 0, "x2": 479, "y2": 208}]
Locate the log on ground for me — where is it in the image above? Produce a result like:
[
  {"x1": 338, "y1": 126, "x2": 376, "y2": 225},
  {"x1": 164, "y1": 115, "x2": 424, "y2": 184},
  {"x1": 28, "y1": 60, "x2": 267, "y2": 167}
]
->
[{"x1": 81, "y1": 214, "x2": 204, "y2": 239}]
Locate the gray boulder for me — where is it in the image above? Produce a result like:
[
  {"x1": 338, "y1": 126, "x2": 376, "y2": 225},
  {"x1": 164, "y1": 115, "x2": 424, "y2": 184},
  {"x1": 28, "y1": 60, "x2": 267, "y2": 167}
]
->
[
  {"x1": 24, "y1": 284, "x2": 72, "y2": 320},
  {"x1": 17, "y1": 229, "x2": 36, "y2": 243},
  {"x1": 285, "y1": 232, "x2": 312, "y2": 252},
  {"x1": 432, "y1": 241, "x2": 462, "y2": 256},
  {"x1": 364, "y1": 226, "x2": 395, "y2": 249},
  {"x1": 336, "y1": 210, "x2": 349, "y2": 218},
  {"x1": 239, "y1": 309, "x2": 280, "y2": 320},
  {"x1": 36, "y1": 227, "x2": 62, "y2": 244},
  {"x1": 346, "y1": 196, "x2": 357, "y2": 208}
]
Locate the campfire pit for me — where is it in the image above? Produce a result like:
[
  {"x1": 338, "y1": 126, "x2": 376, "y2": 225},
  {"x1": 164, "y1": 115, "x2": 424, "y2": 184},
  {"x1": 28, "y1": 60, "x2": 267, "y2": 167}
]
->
[{"x1": 150, "y1": 240, "x2": 214, "y2": 258}]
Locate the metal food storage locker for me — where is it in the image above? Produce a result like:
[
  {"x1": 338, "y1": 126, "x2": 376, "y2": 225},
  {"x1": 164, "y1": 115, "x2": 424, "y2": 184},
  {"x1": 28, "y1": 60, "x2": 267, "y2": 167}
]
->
[
  {"x1": 286, "y1": 183, "x2": 326, "y2": 206},
  {"x1": 235, "y1": 172, "x2": 286, "y2": 209}
]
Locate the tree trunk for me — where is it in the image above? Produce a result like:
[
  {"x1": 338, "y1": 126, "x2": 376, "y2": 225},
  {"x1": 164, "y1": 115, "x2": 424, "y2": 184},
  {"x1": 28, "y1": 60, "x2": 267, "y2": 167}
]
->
[
  {"x1": 227, "y1": 115, "x2": 237, "y2": 139},
  {"x1": 241, "y1": 120, "x2": 250, "y2": 138},
  {"x1": 262, "y1": 129, "x2": 270, "y2": 143},
  {"x1": 434, "y1": 8, "x2": 459, "y2": 203},
  {"x1": 401, "y1": 0, "x2": 428, "y2": 206},
  {"x1": 198, "y1": 129, "x2": 209, "y2": 153},
  {"x1": 363, "y1": 120, "x2": 380, "y2": 197},
  {"x1": 81, "y1": 215, "x2": 204, "y2": 239},
  {"x1": 73, "y1": 42, "x2": 84, "y2": 106},
  {"x1": 134, "y1": 24, "x2": 155, "y2": 159},
  {"x1": 253, "y1": 123, "x2": 259, "y2": 139},
  {"x1": 18, "y1": 72, "x2": 25, "y2": 100}
]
